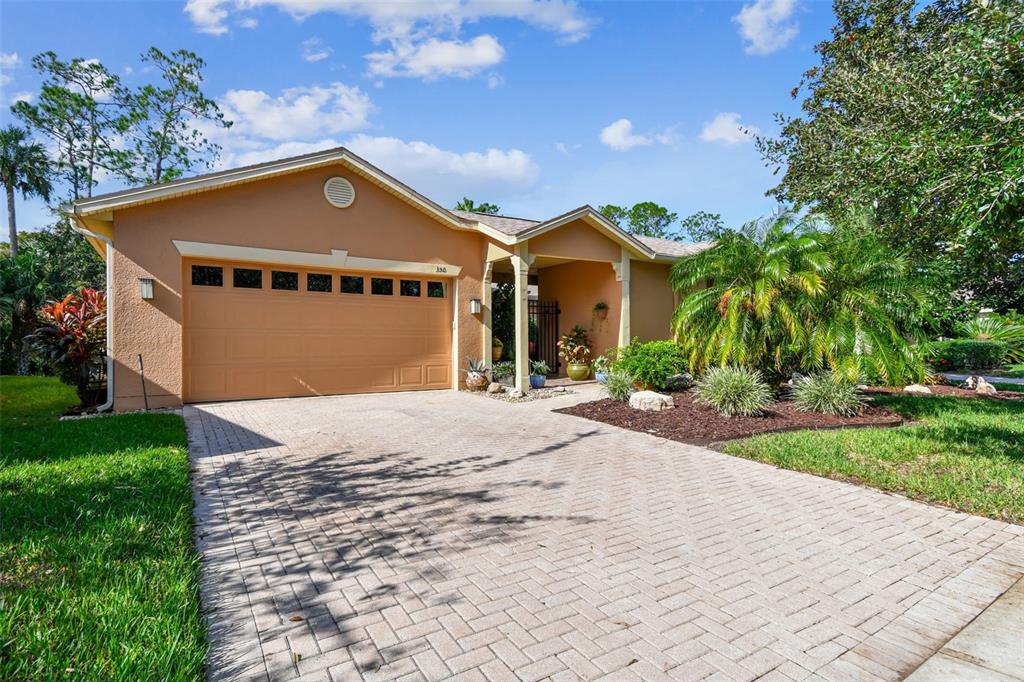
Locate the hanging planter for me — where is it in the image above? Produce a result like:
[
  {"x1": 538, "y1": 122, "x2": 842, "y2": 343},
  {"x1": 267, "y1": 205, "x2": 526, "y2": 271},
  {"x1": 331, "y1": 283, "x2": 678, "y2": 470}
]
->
[{"x1": 593, "y1": 301, "x2": 609, "y2": 321}]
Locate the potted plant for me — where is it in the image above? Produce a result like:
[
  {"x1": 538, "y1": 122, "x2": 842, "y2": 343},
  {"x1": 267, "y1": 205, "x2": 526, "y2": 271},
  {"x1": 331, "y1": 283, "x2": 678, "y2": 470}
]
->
[
  {"x1": 493, "y1": 360, "x2": 515, "y2": 386},
  {"x1": 492, "y1": 337, "x2": 504, "y2": 361},
  {"x1": 462, "y1": 357, "x2": 490, "y2": 391},
  {"x1": 558, "y1": 325, "x2": 592, "y2": 381},
  {"x1": 593, "y1": 301, "x2": 609, "y2": 321},
  {"x1": 593, "y1": 353, "x2": 613, "y2": 383},
  {"x1": 529, "y1": 360, "x2": 550, "y2": 389}
]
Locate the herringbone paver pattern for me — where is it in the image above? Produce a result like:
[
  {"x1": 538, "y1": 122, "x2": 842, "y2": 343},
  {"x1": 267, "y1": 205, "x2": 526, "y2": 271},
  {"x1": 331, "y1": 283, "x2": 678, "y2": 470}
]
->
[{"x1": 186, "y1": 390, "x2": 1024, "y2": 682}]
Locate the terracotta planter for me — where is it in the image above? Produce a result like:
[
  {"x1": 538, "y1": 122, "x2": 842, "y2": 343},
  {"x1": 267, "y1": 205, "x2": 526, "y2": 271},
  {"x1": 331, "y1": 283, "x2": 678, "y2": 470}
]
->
[
  {"x1": 492, "y1": 344, "x2": 503, "y2": 361},
  {"x1": 567, "y1": 363, "x2": 591, "y2": 381},
  {"x1": 465, "y1": 373, "x2": 489, "y2": 391},
  {"x1": 594, "y1": 307, "x2": 608, "y2": 320}
]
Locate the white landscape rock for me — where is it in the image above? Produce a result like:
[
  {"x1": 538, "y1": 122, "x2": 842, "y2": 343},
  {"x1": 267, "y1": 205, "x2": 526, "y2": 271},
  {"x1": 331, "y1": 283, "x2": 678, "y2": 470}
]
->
[
  {"x1": 904, "y1": 384, "x2": 932, "y2": 395},
  {"x1": 629, "y1": 390, "x2": 675, "y2": 412},
  {"x1": 487, "y1": 382, "x2": 504, "y2": 394},
  {"x1": 508, "y1": 389, "x2": 524, "y2": 399},
  {"x1": 975, "y1": 377, "x2": 998, "y2": 396}
]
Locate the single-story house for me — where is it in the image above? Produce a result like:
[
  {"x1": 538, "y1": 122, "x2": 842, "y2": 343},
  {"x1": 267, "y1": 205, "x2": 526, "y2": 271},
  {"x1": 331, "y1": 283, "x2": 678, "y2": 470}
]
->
[{"x1": 69, "y1": 147, "x2": 706, "y2": 411}]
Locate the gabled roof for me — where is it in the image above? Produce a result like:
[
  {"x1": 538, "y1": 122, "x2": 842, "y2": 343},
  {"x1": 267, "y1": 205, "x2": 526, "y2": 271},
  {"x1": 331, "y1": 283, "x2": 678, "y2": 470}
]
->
[{"x1": 71, "y1": 146, "x2": 709, "y2": 261}]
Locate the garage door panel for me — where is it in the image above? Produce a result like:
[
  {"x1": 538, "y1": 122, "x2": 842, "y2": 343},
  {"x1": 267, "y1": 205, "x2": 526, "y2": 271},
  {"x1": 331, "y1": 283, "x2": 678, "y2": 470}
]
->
[{"x1": 184, "y1": 259, "x2": 453, "y2": 402}]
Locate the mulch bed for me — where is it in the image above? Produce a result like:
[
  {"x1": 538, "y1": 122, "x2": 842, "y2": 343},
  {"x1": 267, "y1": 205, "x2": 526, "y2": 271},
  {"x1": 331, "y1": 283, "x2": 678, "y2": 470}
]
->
[
  {"x1": 864, "y1": 385, "x2": 1023, "y2": 400},
  {"x1": 555, "y1": 391, "x2": 905, "y2": 447}
]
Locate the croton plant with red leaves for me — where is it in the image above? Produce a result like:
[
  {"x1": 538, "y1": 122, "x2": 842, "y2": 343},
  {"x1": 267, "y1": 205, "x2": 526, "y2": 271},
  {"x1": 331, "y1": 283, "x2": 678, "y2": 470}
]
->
[{"x1": 29, "y1": 288, "x2": 107, "y2": 405}]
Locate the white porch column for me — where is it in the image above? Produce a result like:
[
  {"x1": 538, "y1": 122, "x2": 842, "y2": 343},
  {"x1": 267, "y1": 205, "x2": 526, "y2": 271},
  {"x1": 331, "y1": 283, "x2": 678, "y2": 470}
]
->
[
  {"x1": 512, "y1": 243, "x2": 531, "y2": 392},
  {"x1": 482, "y1": 261, "x2": 493, "y2": 367},
  {"x1": 615, "y1": 247, "x2": 631, "y2": 347}
]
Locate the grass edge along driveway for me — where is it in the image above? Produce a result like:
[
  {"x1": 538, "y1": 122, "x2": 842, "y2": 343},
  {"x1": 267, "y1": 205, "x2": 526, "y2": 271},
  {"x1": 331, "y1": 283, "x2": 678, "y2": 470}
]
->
[
  {"x1": 724, "y1": 392, "x2": 1024, "y2": 524},
  {"x1": 0, "y1": 376, "x2": 206, "y2": 681}
]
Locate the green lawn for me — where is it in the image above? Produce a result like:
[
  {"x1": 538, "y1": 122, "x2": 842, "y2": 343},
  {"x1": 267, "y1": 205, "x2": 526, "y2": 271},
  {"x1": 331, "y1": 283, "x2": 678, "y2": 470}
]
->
[
  {"x1": 724, "y1": 392, "x2": 1024, "y2": 524},
  {"x1": 992, "y1": 363, "x2": 1024, "y2": 379},
  {"x1": 0, "y1": 376, "x2": 205, "y2": 681}
]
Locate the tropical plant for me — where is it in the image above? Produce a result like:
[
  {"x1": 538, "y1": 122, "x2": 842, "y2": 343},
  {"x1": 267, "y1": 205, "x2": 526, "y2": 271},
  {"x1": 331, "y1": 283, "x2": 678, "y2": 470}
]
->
[
  {"x1": 1, "y1": 126, "x2": 53, "y2": 257},
  {"x1": 463, "y1": 357, "x2": 488, "y2": 375},
  {"x1": 790, "y1": 374, "x2": 865, "y2": 417},
  {"x1": 615, "y1": 339, "x2": 687, "y2": 391},
  {"x1": 557, "y1": 325, "x2": 592, "y2": 364},
  {"x1": 926, "y1": 339, "x2": 1008, "y2": 371},
  {"x1": 530, "y1": 359, "x2": 550, "y2": 376},
  {"x1": 454, "y1": 197, "x2": 500, "y2": 214},
  {"x1": 492, "y1": 360, "x2": 515, "y2": 382},
  {"x1": 671, "y1": 210, "x2": 927, "y2": 385},
  {"x1": 603, "y1": 368, "x2": 635, "y2": 402},
  {"x1": 959, "y1": 316, "x2": 1024, "y2": 364},
  {"x1": 593, "y1": 352, "x2": 614, "y2": 374},
  {"x1": 28, "y1": 288, "x2": 107, "y2": 405},
  {"x1": 694, "y1": 366, "x2": 773, "y2": 417}
]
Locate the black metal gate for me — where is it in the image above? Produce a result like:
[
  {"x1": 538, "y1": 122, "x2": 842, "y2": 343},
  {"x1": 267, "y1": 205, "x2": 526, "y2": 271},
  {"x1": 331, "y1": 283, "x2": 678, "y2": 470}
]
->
[{"x1": 529, "y1": 300, "x2": 560, "y2": 375}]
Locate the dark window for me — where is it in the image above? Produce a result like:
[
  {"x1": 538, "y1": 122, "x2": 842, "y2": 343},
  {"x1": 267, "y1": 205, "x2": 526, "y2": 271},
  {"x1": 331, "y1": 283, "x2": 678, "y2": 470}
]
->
[
  {"x1": 400, "y1": 279, "x2": 421, "y2": 297},
  {"x1": 307, "y1": 273, "x2": 332, "y2": 292},
  {"x1": 233, "y1": 268, "x2": 262, "y2": 289},
  {"x1": 192, "y1": 265, "x2": 223, "y2": 286},
  {"x1": 371, "y1": 277, "x2": 393, "y2": 296},
  {"x1": 340, "y1": 275, "x2": 364, "y2": 294},
  {"x1": 271, "y1": 270, "x2": 299, "y2": 291},
  {"x1": 427, "y1": 281, "x2": 445, "y2": 298}
]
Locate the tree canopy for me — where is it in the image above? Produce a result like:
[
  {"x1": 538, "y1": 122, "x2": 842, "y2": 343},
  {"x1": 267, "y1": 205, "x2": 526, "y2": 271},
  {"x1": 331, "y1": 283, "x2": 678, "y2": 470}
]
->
[
  {"x1": 454, "y1": 197, "x2": 500, "y2": 214},
  {"x1": 599, "y1": 202, "x2": 679, "y2": 239},
  {"x1": 757, "y1": 0, "x2": 1024, "y2": 318}
]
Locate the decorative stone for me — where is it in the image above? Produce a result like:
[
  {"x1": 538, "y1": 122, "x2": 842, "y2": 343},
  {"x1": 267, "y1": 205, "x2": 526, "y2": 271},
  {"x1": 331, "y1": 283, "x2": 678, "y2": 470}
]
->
[
  {"x1": 664, "y1": 373, "x2": 694, "y2": 391},
  {"x1": 904, "y1": 384, "x2": 932, "y2": 395},
  {"x1": 975, "y1": 377, "x2": 997, "y2": 396},
  {"x1": 787, "y1": 372, "x2": 807, "y2": 386},
  {"x1": 508, "y1": 389, "x2": 524, "y2": 399},
  {"x1": 487, "y1": 382, "x2": 504, "y2": 394},
  {"x1": 551, "y1": 386, "x2": 566, "y2": 393},
  {"x1": 629, "y1": 390, "x2": 675, "y2": 412},
  {"x1": 962, "y1": 375, "x2": 979, "y2": 389}
]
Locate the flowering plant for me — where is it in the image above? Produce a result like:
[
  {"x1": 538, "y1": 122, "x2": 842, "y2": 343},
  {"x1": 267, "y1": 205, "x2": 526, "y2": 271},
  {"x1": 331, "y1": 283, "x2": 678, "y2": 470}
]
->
[
  {"x1": 29, "y1": 288, "x2": 107, "y2": 405},
  {"x1": 557, "y1": 325, "x2": 592, "y2": 364}
]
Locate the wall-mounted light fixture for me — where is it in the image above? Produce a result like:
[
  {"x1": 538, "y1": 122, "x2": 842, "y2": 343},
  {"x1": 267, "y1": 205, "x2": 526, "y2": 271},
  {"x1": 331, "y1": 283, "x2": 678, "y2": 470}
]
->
[
  {"x1": 469, "y1": 298, "x2": 482, "y2": 314},
  {"x1": 139, "y1": 277, "x2": 155, "y2": 300}
]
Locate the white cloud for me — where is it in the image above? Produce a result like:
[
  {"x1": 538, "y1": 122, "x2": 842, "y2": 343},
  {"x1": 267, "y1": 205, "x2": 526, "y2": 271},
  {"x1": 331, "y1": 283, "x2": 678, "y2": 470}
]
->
[
  {"x1": 11, "y1": 92, "x2": 33, "y2": 104},
  {"x1": 367, "y1": 35, "x2": 504, "y2": 80},
  {"x1": 238, "y1": 16, "x2": 259, "y2": 29},
  {"x1": 699, "y1": 112, "x2": 759, "y2": 145},
  {"x1": 733, "y1": 0, "x2": 799, "y2": 55},
  {"x1": 486, "y1": 72, "x2": 504, "y2": 89},
  {"x1": 554, "y1": 142, "x2": 569, "y2": 155},
  {"x1": 599, "y1": 118, "x2": 676, "y2": 152},
  {"x1": 184, "y1": 0, "x2": 593, "y2": 81},
  {"x1": 218, "y1": 83, "x2": 374, "y2": 141},
  {"x1": 302, "y1": 38, "x2": 332, "y2": 63},
  {"x1": 0, "y1": 52, "x2": 21, "y2": 87}
]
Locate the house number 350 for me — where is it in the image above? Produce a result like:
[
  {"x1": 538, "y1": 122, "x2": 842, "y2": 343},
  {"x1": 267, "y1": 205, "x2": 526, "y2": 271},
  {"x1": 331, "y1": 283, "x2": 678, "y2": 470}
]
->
[{"x1": 435, "y1": 265, "x2": 448, "y2": 273}]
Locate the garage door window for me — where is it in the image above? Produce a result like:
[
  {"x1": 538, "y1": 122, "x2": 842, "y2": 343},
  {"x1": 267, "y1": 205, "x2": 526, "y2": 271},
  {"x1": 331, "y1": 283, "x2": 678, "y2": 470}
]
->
[
  {"x1": 340, "y1": 275, "x2": 364, "y2": 294},
  {"x1": 233, "y1": 268, "x2": 262, "y2": 289},
  {"x1": 192, "y1": 265, "x2": 223, "y2": 286},
  {"x1": 427, "y1": 281, "x2": 445, "y2": 298},
  {"x1": 272, "y1": 271, "x2": 299, "y2": 291},
  {"x1": 371, "y1": 277, "x2": 393, "y2": 296},
  {"x1": 400, "y1": 279, "x2": 421, "y2": 297},
  {"x1": 307, "y1": 273, "x2": 332, "y2": 292}
]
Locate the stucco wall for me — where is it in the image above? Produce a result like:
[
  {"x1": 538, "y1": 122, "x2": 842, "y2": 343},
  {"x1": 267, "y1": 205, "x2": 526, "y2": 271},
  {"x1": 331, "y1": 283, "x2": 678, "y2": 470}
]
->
[
  {"x1": 528, "y1": 219, "x2": 622, "y2": 262},
  {"x1": 536, "y1": 260, "x2": 620, "y2": 376},
  {"x1": 109, "y1": 164, "x2": 486, "y2": 410},
  {"x1": 629, "y1": 260, "x2": 676, "y2": 342}
]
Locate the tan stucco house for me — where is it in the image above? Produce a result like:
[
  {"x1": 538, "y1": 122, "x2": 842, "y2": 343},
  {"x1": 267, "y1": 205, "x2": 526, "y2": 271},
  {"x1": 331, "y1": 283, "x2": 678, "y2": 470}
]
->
[{"x1": 69, "y1": 147, "x2": 705, "y2": 412}]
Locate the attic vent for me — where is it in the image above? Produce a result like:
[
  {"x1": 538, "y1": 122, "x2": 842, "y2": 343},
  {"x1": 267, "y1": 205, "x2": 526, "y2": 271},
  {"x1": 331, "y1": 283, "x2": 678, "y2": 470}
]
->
[{"x1": 323, "y1": 177, "x2": 355, "y2": 208}]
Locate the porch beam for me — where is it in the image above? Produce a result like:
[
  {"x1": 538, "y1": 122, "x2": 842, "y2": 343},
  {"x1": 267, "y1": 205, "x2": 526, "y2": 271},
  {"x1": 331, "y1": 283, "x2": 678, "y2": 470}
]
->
[
  {"x1": 512, "y1": 243, "x2": 531, "y2": 392},
  {"x1": 482, "y1": 261, "x2": 493, "y2": 367}
]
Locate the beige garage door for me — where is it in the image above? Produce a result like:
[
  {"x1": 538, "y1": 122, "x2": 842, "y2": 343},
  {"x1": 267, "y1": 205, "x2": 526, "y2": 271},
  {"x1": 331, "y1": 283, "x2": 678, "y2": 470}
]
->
[{"x1": 183, "y1": 259, "x2": 453, "y2": 402}]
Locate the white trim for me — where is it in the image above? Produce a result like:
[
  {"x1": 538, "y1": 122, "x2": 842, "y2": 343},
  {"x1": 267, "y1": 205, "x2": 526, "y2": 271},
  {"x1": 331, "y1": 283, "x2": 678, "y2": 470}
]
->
[
  {"x1": 451, "y1": 278, "x2": 460, "y2": 390},
  {"x1": 617, "y1": 246, "x2": 631, "y2": 347},
  {"x1": 512, "y1": 243, "x2": 531, "y2": 392},
  {"x1": 172, "y1": 240, "x2": 463, "y2": 277}
]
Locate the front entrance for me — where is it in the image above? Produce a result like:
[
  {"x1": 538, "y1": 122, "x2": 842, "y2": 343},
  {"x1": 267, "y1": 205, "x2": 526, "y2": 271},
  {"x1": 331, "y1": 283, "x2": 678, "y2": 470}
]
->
[{"x1": 529, "y1": 299, "x2": 560, "y2": 374}]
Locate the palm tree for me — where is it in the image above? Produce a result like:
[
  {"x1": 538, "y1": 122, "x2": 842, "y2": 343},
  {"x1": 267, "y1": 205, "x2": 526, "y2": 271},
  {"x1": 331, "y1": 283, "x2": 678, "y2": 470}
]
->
[
  {"x1": 1, "y1": 126, "x2": 53, "y2": 258},
  {"x1": 670, "y1": 209, "x2": 926, "y2": 385},
  {"x1": 670, "y1": 209, "x2": 829, "y2": 379},
  {"x1": 454, "y1": 197, "x2": 500, "y2": 215}
]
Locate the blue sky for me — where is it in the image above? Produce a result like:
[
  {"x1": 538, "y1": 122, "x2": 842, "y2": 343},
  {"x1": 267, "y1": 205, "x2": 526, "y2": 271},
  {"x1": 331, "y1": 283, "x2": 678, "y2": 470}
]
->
[{"x1": 1, "y1": 0, "x2": 834, "y2": 235}]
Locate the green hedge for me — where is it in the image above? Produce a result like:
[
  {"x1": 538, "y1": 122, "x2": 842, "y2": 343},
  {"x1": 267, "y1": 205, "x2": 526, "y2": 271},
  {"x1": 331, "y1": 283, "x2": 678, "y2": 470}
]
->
[
  {"x1": 615, "y1": 339, "x2": 687, "y2": 390},
  {"x1": 927, "y1": 339, "x2": 1008, "y2": 370}
]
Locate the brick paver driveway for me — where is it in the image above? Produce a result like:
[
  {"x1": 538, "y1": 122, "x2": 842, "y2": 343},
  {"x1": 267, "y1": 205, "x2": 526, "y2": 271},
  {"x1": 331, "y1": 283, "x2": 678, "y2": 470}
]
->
[{"x1": 186, "y1": 389, "x2": 1024, "y2": 682}]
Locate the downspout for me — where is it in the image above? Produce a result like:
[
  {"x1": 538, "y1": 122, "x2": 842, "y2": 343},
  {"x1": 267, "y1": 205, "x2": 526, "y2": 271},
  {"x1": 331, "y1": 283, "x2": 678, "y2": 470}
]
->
[{"x1": 69, "y1": 216, "x2": 115, "y2": 413}]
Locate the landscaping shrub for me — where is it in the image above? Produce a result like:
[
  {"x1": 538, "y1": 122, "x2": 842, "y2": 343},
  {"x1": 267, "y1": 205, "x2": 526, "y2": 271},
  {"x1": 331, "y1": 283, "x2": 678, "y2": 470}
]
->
[
  {"x1": 603, "y1": 368, "x2": 635, "y2": 401},
  {"x1": 28, "y1": 288, "x2": 106, "y2": 406},
  {"x1": 694, "y1": 366, "x2": 773, "y2": 417},
  {"x1": 927, "y1": 339, "x2": 1008, "y2": 370},
  {"x1": 492, "y1": 360, "x2": 515, "y2": 383},
  {"x1": 790, "y1": 374, "x2": 865, "y2": 416},
  {"x1": 616, "y1": 339, "x2": 687, "y2": 390},
  {"x1": 959, "y1": 316, "x2": 1024, "y2": 363}
]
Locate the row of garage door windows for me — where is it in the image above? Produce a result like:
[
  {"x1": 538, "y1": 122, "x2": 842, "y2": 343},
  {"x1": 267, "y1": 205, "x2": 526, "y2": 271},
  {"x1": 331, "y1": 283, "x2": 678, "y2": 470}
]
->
[{"x1": 191, "y1": 264, "x2": 447, "y2": 298}]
